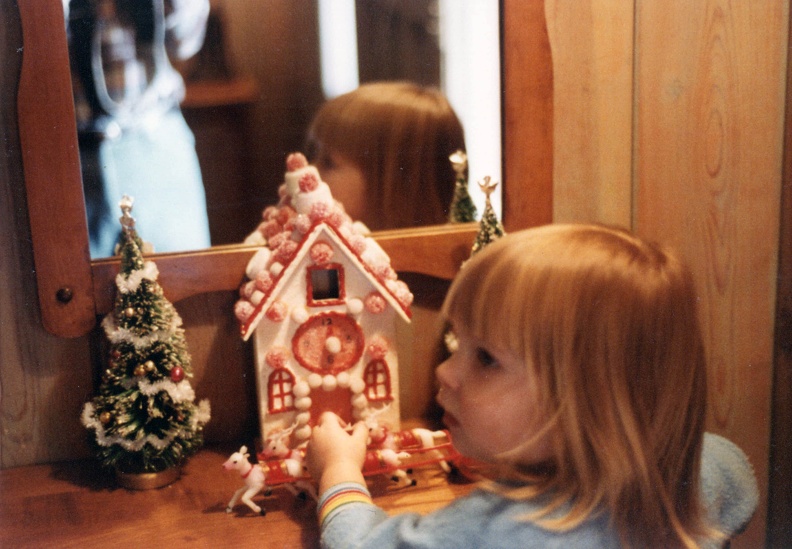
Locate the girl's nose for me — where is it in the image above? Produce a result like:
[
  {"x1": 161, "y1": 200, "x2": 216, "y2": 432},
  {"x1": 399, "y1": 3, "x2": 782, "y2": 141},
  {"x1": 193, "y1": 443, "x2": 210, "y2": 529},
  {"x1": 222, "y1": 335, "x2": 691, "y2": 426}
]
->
[{"x1": 435, "y1": 357, "x2": 459, "y2": 391}]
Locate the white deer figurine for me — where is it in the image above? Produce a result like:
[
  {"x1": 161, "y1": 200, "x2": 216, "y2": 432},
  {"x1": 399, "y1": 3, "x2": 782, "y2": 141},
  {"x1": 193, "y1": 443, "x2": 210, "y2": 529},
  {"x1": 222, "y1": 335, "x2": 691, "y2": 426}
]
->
[
  {"x1": 409, "y1": 428, "x2": 453, "y2": 473},
  {"x1": 365, "y1": 405, "x2": 452, "y2": 478},
  {"x1": 222, "y1": 446, "x2": 266, "y2": 515},
  {"x1": 261, "y1": 426, "x2": 318, "y2": 501},
  {"x1": 363, "y1": 406, "x2": 416, "y2": 487}
]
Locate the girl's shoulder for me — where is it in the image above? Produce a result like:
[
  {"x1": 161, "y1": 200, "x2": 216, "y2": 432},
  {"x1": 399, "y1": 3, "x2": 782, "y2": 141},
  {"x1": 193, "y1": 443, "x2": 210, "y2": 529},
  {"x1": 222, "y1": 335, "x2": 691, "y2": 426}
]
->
[
  {"x1": 700, "y1": 432, "x2": 759, "y2": 537},
  {"x1": 417, "y1": 488, "x2": 622, "y2": 549}
]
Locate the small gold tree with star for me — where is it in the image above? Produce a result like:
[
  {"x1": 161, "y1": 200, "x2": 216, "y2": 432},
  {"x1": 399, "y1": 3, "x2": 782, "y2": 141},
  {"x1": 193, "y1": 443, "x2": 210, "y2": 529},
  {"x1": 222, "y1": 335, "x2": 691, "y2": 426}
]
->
[{"x1": 470, "y1": 176, "x2": 505, "y2": 255}]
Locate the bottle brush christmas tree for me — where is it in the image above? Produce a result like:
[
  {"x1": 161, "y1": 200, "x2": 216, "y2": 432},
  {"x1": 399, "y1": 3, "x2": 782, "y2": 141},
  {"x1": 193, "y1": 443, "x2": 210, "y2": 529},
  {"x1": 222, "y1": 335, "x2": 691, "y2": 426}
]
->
[
  {"x1": 448, "y1": 150, "x2": 478, "y2": 223},
  {"x1": 470, "y1": 176, "x2": 505, "y2": 255},
  {"x1": 81, "y1": 196, "x2": 210, "y2": 476}
]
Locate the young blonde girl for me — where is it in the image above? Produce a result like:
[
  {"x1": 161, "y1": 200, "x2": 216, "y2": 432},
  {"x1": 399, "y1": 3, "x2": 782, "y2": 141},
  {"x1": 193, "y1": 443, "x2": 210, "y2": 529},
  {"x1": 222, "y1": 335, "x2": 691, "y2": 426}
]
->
[{"x1": 307, "y1": 224, "x2": 758, "y2": 548}]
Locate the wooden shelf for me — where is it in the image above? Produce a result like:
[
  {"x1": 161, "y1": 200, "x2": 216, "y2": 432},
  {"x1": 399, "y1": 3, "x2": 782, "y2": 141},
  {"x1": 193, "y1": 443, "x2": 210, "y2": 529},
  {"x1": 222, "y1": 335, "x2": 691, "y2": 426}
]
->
[
  {"x1": 0, "y1": 445, "x2": 475, "y2": 548},
  {"x1": 182, "y1": 77, "x2": 259, "y2": 108}
]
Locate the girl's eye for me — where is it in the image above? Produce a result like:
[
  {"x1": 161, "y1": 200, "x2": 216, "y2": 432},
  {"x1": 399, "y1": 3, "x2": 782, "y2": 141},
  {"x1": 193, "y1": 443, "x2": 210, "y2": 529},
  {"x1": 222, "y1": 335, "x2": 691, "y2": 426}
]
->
[
  {"x1": 475, "y1": 347, "x2": 498, "y2": 368},
  {"x1": 315, "y1": 152, "x2": 336, "y2": 171}
]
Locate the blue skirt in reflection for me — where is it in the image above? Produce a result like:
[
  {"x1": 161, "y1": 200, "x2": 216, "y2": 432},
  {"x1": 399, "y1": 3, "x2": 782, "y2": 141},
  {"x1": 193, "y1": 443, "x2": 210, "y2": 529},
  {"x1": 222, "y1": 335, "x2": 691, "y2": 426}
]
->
[{"x1": 81, "y1": 109, "x2": 212, "y2": 258}]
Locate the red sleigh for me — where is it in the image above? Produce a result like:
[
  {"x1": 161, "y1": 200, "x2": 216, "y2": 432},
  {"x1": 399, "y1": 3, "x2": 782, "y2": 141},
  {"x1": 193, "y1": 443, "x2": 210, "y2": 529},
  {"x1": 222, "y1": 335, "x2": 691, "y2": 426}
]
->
[{"x1": 255, "y1": 428, "x2": 461, "y2": 488}]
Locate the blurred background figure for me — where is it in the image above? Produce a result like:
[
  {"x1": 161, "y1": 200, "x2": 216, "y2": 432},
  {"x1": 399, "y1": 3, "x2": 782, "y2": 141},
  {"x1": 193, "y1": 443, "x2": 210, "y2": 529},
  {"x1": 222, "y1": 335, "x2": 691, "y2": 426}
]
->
[
  {"x1": 305, "y1": 81, "x2": 467, "y2": 231},
  {"x1": 65, "y1": 0, "x2": 212, "y2": 257}
]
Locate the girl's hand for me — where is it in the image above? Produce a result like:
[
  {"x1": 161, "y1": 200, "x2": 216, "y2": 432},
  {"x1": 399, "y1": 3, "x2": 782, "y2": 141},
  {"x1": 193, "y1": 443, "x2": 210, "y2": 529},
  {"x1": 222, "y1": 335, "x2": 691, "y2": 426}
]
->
[{"x1": 307, "y1": 412, "x2": 369, "y2": 494}]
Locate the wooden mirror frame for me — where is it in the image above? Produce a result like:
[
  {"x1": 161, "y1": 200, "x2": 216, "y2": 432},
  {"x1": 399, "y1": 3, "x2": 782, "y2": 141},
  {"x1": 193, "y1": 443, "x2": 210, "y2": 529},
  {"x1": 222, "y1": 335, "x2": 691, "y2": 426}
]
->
[{"x1": 17, "y1": 1, "x2": 552, "y2": 338}]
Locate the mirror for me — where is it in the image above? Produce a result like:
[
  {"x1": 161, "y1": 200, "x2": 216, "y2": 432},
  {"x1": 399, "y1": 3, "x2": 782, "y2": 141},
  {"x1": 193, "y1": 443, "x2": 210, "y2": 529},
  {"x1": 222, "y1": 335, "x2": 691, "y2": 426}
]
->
[
  {"x1": 17, "y1": 0, "x2": 552, "y2": 338},
  {"x1": 66, "y1": 0, "x2": 503, "y2": 258}
]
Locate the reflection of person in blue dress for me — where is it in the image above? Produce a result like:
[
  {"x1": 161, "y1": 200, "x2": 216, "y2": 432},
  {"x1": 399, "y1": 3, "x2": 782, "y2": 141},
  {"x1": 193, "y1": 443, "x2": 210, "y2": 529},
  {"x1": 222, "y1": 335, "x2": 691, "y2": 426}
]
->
[{"x1": 65, "y1": 0, "x2": 212, "y2": 257}]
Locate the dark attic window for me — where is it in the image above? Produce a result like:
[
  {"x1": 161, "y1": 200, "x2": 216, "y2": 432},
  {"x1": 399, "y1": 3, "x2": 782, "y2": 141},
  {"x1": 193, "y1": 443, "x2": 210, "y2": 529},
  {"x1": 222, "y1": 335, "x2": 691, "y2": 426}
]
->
[{"x1": 308, "y1": 264, "x2": 344, "y2": 305}]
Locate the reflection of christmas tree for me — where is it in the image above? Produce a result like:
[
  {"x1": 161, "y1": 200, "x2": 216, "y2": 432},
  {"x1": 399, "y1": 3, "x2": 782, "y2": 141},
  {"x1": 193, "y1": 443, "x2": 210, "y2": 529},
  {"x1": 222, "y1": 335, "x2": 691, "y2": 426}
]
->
[
  {"x1": 471, "y1": 176, "x2": 505, "y2": 255},
  {"x1": 448, "y1": 150, "x2": 478, "y2": 223},
  {"x1": 81, "y1": 196, "x2": 210, "y2": 474}
]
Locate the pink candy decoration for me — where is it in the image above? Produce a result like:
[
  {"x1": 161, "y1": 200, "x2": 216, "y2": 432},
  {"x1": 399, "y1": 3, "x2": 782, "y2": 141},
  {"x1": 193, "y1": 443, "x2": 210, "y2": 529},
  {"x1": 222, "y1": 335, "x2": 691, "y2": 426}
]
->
[
  {"x1": 310, "y1": 241, "x2": 334, "y2": 264},
  {"x1": 299, "y1": 172, "x2": 320, "y2": 192},
  {"x1": 240, "y1": 280, "x2": 256, "y2": 299},
  {"x1": 372, "y1": 264, "x2": 397, "y2": 281},
  {"x1": 261, "y1": 219, "x2": 283, "y2": 239},
  {"x1": 286, "y1": 152, "x2": 309, "y2": 171},
  {"x1": 348, "y1": 234, "x2": 367, "y2": 255},
  {"x1": 262, "y1": 205, "x2": 279, "y2": 221},
  {"x1": 364, "y1": 292, "x2": 387, "y2": 314},
  {"x1": 234, "y1": 300, "x2": 255, "y2": 322},
  {"x1": 367, "y1": 335, "x2": 389, "y2": 359},
  {"x1": 266, "y1": 300, "x2": 288, "y2": 322},
  {"x1": 268, "y1": 231, "x2": 288, "y2": 250},
  {"x1": 266, "y1": 347, "x2": 290, "y2": 369},
  {"x1": 294, "y1": 214, "x2": 312, "y2": 234},
  {"x1": 276, "y1": 206, "x2": 296, "y2": 226},
  {"x1": 274, "y1": 240, "x2": 298, "y2": 264},
  {"x1": 309, "y1": 202, "x2": 332, "y2": 223},
  {"x1": 387, "y1": 280, "x2": 414, "y2": 307},
  {"x1": 326, "y1": 207, "x2": 345, "y2": 229},
  {"x1": 254, "y1": 270, "x2": 275, "y2": 293}
]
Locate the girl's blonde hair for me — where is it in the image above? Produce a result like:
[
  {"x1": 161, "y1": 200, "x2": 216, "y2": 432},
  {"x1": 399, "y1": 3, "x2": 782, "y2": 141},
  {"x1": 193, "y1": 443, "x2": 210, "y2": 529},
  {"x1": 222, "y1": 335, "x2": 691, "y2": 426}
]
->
[
  {"x1": 442, "y1": 224, "x2": 718, "y2": 548},
  {"x1": 306, "y1": 81, "x2": 465, "y2": 230}
]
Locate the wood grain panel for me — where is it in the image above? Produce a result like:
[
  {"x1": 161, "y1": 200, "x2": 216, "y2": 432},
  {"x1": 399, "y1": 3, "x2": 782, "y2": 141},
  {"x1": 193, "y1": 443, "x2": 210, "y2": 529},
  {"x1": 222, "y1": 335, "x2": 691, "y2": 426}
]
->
[
  {"x1": 546, "y1": 0, "x2": 634, "y2": 227},
  {"x1": 0, "y1": 1, "x2": 94, "y2": 468},
  {"x1": 502, "y1": 0, "x2": 553, "y2": 231},
  {"x1": 634, "y1": 2, "x2": 788, "y2": 547}
]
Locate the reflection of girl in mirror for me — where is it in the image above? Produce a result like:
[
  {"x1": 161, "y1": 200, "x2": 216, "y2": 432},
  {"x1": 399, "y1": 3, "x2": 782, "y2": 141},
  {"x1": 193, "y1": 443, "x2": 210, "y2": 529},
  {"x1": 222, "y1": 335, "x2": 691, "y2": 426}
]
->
[
  {"x1": 305, "y1": 81, "x2": 466, "y2": 231},
  {"x1": 64, "y1": 0, "x2": 212, "y2": 257}
]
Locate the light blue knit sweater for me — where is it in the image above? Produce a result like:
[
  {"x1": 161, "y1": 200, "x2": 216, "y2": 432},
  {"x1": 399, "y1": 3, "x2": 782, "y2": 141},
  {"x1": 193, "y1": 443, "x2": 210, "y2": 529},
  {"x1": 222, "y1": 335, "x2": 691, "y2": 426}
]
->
[{"x1": 317, "y1": 433, "x2": 758, "y2": 548}]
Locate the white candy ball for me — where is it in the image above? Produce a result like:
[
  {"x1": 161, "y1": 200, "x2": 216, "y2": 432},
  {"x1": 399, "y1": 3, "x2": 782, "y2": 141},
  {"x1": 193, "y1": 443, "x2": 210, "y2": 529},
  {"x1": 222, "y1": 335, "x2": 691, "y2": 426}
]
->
[
  {"x1": 296, "y1": 412, "x2": 311, "y2": 425},
  {"x1": 243, "y1": 231, "x2": 266, "y2": 247},
  {"x1": 349, "y1": 376, "x2": 365, "y2": 394},
  {"x1": 270, "y1": 262, "x2": 284, "y2": 276},
  {"x1": 351, "y1": 393, "x2": 368, "y2": 409},
  {"x1": 308, "y1": 373, "x2": 323, "y2": 388},
  {"x1": 325, "y1": 336, "x2": 341, "y2": 354},
  {"x1": 245, "y1": 247, "x2": 272, "y2": 279},
  {"x1": 322, "y1": 375, "x2": 338, "y2": 391},
  {"x1": 250, "y1": 290, "x2": 265, "y2": 306},
  {"x1": 293, "y1": 381, "x2": 310, "y2": 398},
  {"x1": 347, "y1": 298, "x2": 363, "y2": 315},
  {"x1": 337, "y1": 371, "x2": 351, "y2": 388},
  {"x1": 291, "y1": 307, "x2": 309, "y2": 324},
  {"x1": 360, "y1": 237, "x2": 389, "y2": 266},
  {"x1": 295, "y1": 396, "x2": 312, "y2": 410}
]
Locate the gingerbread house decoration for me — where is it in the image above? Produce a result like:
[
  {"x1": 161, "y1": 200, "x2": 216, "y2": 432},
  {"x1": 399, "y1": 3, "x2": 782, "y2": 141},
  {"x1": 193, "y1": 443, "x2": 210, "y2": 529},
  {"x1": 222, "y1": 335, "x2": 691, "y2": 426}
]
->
[{"x1": 234, "y1": 153, "x2": 412, "y2": 449}]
